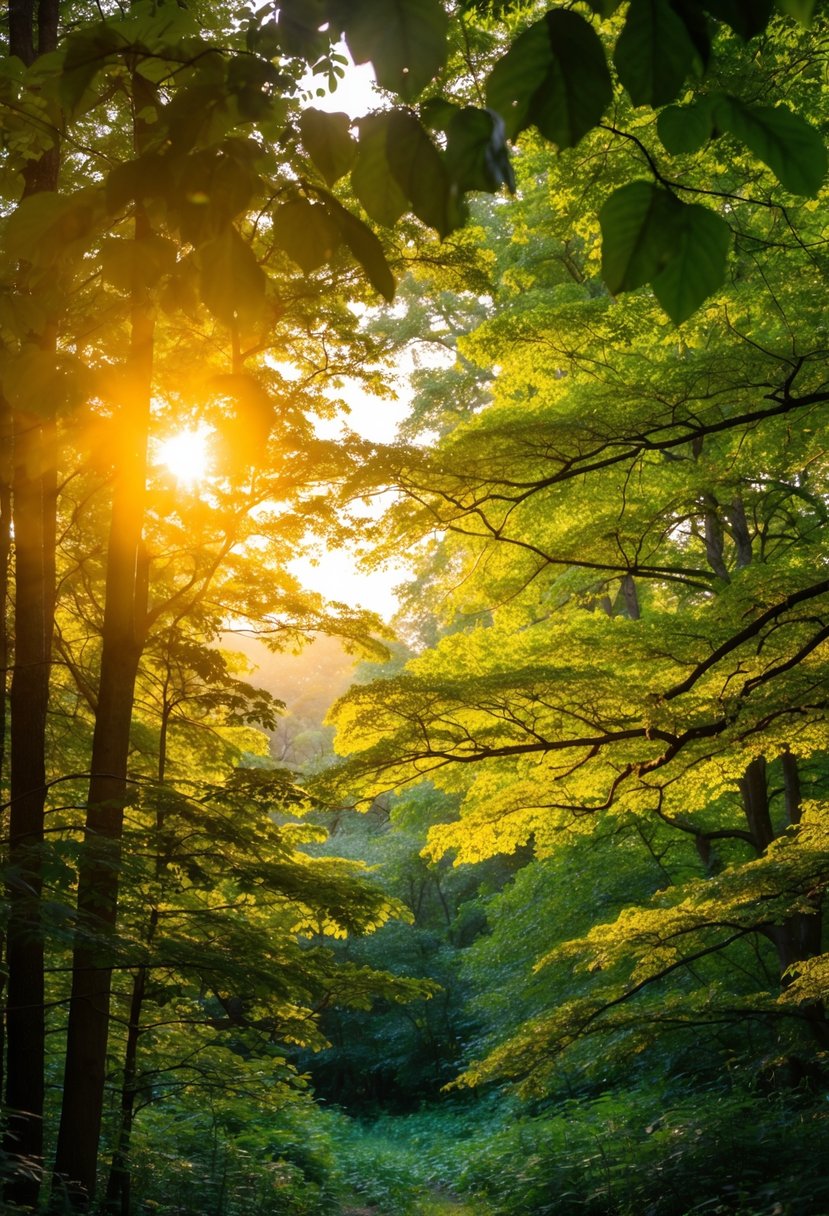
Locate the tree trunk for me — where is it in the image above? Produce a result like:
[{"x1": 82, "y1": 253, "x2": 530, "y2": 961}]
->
[{"x1": 52, "y1": 304, "x2": 154, "y2": 1208}]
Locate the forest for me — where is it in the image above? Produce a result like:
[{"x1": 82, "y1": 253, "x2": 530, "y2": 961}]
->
[{"x1": 1, "y1": 0, "x2": 828, "y2": 1213}]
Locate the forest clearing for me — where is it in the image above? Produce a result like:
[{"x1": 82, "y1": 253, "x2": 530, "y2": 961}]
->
[{"x1": 1, "y1": 0, "x2": 829, "y2": 1213}]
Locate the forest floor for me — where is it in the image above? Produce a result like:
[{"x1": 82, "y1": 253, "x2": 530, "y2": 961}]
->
[{"x1": 340, "y1": 1191, "x2": 478, "y2": 1215}]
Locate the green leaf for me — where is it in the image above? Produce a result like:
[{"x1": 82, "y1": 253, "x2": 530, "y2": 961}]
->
[
  {"x1": 299, "y1": 108, "x2": 357, "y2": 186},
  {"x1": 2, "y1": 191, "x2": 96, "y2": 265},
  {"x1": 657, "y1": 98, "x2": 713, "y2": 154},
  {"x1": 197, "y1": 227, "x2": 266, "y2": 325},
  {"x1": 651, "y1": 203, "x2": 730, "y2": 323},
  {"x1": 59, "y1": 24, "x2": 125, "y2": 115},
  {"x1": 445, "y1": 107, "x2": 515, "y2": 194},
  {"x1": 776, "y1": 0, "x2": 817, "y2": 23},
  {"x1": 583, "y1": 0, "x2": 624, "y2": 13},
  {"x1": 385, "y1": 110, "x2": 462, "y2": 237},
  {"x1": 272, "y1": 199, "x2": 341, "y2": 273},
  {"x1": 486, "y1": 11, "x2": 612, "y2": 147},
  {"x1": 352, "y1": 114, "x2": 409, "y2": 227},
  {"x1": 99, "y1": 234, "x2": 178, "y2": 292},
  {"x1": 276, "y1": 0, "x2": 331, "y2": 61},
  {"x1": 342, "y1": 0, "x2": 448, "y2": 102},
  {"x1": 614, "y1": 0, "x2": 698, "y2": 107},
  {"x1": 699, "y1": 0, "x2": 774, "y2": 38},
  {"x1": 599, "y1": 181, "x2": 680, "y2": 294},
  {"x1": 714, "y1": 96, "x2": 827, "y2": 194},
  {"x1": 320, "y1": 192, "x2": 396, "y2": 301},
  {"x1": 420, "y1": 97, "x2": 461, "y2": 131}
]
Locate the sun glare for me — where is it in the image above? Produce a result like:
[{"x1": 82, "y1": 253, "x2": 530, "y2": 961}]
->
[{"x1": 156, "y1": 427, "x2": 212, "y2": 487}]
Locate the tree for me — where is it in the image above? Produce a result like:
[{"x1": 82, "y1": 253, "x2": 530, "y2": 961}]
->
[
  {"x1": 324, "y1": 13, "x2": 829, "y2": 1091},
  {"x1": 1, "y1": 0, "x2": 827, "y2": 1208}
]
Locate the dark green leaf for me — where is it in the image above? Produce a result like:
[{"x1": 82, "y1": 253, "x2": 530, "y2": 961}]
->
[
  {"x1": 714, "y1": 96, "x2": 827, "y2": 194},
  {"x1": 343, "y1": 0, "x2": 448, "y2": 102},
  {"x1": 699, "y1": 0, "x2": 774, "y2": 37},
  {"x1": 320, "y1": 192, "x2": 396, "y2": 301},
  {"x1": 614, "y1": 0, "x2": 698, "y2": 107},
  {"x1": 276, "y1": 0, "x2": 331, "y2": 61},
  {"x1": 385, "y1": 110, "x2": 462, "y2": 237},
  {"x1": 583, "y1": 0, "x2": 625, "y2": 13},
  {"x1": 651, "y1": 202, "x2": 730, "y2": 322},
  {"x1": 60, "y1": 24, "x2": 125, "y2": 115},
  {"x1": 420, "y1": 97, "x2": 462, "y2": 131},
  {"x1": 776, "y1": 0, "x2": 817, "y2": 23},
  {"x1": 486, "y1": 10, "x2": 612, "y2": 147},
  {"x1": 600, "y1": 181, "x2": 680, "y2": 294},
  {"x1": 272, "y1": 199, "x2": 341, "y2": 272},
  {"x1": 100, "y1": 234, "x2": 178, "y2": 292},
  {"x1": 352, "y1": 114, "x2": 408, "y2": 227},
  {"x1": 657, "y1": 98, "x2": 713, "y2": 154},
  {"x1": 445, "y1": 107, "x2": 515, "y2": 194},
  {"x1": 198, "y1": 227, "x2": 266, "y2": 325},
  {"x1": 299, "y1": 108, "x2": 357, "y2": 186}
]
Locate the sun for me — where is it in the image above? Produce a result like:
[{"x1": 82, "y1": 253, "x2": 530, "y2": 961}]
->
[{"x1": 156, "y1": 427, "x2": 212, "y2": 487}]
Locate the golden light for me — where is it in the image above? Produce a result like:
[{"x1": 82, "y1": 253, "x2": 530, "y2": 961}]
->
[{"x1": 156, "y1": 427, "x2": 212, "y2": 488}]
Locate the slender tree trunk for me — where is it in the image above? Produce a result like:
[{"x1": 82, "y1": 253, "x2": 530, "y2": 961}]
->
[
  {"x1": 104, "y1": 713, "x2": 169, "y2": 1214},
  {"x1": 0, "y1": 400, "x2": 11, "y2": 1105},
  {"x1": 739, "y1": 754, "x2": 828, "y2": 1044},
  {"x1": 52, "y1": 301, "x2": 154, "y2": 1207},
  {"x1": 3, "y1": 3, "x2": 61, "y2": 1204}
]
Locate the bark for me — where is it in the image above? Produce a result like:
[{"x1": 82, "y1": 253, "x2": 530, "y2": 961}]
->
[
  {"x1": 52, "y1": 303, "x2": 153, "y2": 1208},
  {"x1": 701, "y1": 492, "x2": 730, "y2": 582},
  {"x1": 739, "y1": 755, "x2": 827, "y2": 1044},
  {"x1": 4, "y1": 411, "x2": 54, "y2": 1205},
  {"x1": 3, "y1": 1, "x2": 61, "y2": 1202},
  {"x1": 725, "y1": 495, "x2": 753, "y2": 569},
  {"x1": 620, "y1": 573, "x2": 640, "y2": 620}
]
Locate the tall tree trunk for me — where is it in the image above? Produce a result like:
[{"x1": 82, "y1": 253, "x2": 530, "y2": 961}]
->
[
  {"x1": 52, "y1": 301, "x2": 154, "y2": 1207},
  {"x1": 3, "y1": 1, "x2": 60, "y2": 1200},
  {"x1": 739, "y1": 754, "x2": 828, "y2": 1045}
]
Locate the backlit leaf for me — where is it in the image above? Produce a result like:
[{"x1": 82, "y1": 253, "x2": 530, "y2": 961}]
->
[
  {"x1": 714, "y1": 96, "x2": 827, "y2": 195},
  {"x1": 650, "y1": 203, "x2": 730, "y2": 323},
  {"x1": 343, "y1": 0, "x2": 448, "y2": 102},
  {"x1": 599, "y1": 181, "x2": 679, "y2": 294},
  {"x1": 614, "y1": 0, "x2": 698, "y2": 107},
  {"x1": 272, "y1": 199, "x2": 341, "y2": 272},
  {"x1": 385, "y1": 110, "x2": 461, "y2": 237},
  {"x1": 320, "y1": 192, "x2": 396, "y2": 301},
  {"x1": 299, "y1": 108, "x2": 357, "y2": 186},
  {"x1": 198, "y1": 227, "x2": 266, "y2": 325},
  {"x1": 700, "y1": 0, "x2": 774, "y2": 38},
  {"x1": 657, "y1": 99, "x2": 713, "y2": 155},
  {"x1": 486, "y1": 10, "x2": 612, "y2": 147},
  {"x1": 445, "y1": 107, "x2": 515, "y2": 194},
  {"x1": 352, "y1": 114, "x2": 408, "y2": 227}
]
